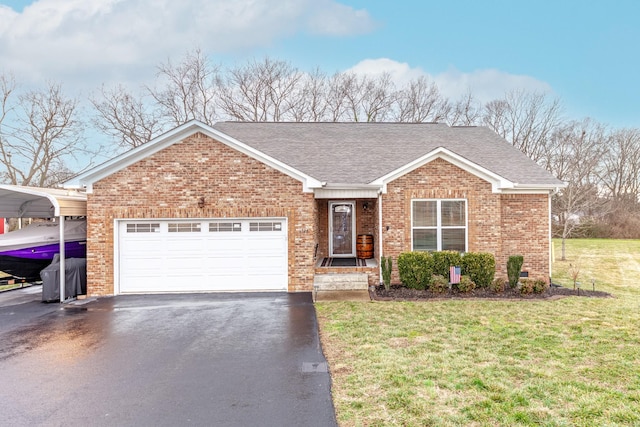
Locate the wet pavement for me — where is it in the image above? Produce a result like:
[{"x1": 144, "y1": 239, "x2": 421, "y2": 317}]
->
[{"x1": 0, "y1": 290, "x2": 337, "y2": 426}]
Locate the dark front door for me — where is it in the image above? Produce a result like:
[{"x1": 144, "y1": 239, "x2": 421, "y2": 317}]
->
[{"x1": 329, "y1": 201, "x2": 355, "y2": 257}]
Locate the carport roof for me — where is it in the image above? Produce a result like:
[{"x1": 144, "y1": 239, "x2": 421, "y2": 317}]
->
[{"x1": 0, "y1": 185, "x2": 87, "y2": 218}]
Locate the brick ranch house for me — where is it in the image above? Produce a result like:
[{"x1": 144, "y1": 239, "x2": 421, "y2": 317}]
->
[{"x1": 64, "y1": 121, "x2": 565, "y2": 296}]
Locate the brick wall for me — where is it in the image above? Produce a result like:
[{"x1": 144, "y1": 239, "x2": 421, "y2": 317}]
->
[
  {"x1": 86, "y1": 132, "x2": 316, "y2": 295},
  {"x1": 381, "y1": 158, "x2": 550, "y2": 283},
  {"x1": 500, "y1": 193, "x2": 550, "y2": 280}
]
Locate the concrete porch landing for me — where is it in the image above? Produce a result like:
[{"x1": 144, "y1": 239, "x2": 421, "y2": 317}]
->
[{"x1": 313, "y1": 273, "x2": 371, "y2": 302}]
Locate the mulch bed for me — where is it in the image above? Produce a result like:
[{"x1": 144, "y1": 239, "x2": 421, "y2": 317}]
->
[{"x1": 371, "y1": 284, "x2": 612, "y2": 301}]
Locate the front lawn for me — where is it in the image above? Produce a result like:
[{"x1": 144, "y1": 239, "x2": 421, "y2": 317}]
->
[{"x1": 316, "y1": 239, "x2": 640, "y2": 426}]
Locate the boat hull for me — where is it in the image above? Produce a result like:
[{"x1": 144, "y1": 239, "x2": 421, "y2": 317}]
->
[
  {"x1": 0, "y1": 241, "x2": 86, "y2": 280},
  {"x1": 0, "y1": 241, "x2": 86, "y2": 260}
]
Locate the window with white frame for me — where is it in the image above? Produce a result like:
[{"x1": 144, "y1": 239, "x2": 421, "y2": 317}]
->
[{"x1": 412, "y1": 199, "x2": 467, "y2": 252}]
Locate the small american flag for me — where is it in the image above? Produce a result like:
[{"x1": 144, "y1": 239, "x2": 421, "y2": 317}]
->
[{"x1": 449, "y1": 266, "x2": 461, "y2": 284}]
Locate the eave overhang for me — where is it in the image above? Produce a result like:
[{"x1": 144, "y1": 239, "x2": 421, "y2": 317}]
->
[{"x1": 370, "y1": 147, "x2": 561, "y2": 194}]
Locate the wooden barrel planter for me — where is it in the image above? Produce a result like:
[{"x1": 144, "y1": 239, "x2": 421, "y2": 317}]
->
[{"x1": 356, "y1": 234, "x2": 374, "y2": 259}]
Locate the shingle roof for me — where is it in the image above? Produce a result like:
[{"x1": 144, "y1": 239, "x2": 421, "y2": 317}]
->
[{"x1": 212, "y1": 122, "x2": 563, "y2": 187}]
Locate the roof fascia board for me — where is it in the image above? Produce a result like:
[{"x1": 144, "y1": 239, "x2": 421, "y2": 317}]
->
[
  {"x1": 321, "y1": 183, "x2": 381, "y2": 190},
  {"x1": 371, "y1": 147, "x2": 513, "y2": 193},
  {"x1": 499, "y1": 189, "x2": 555, "y2": 195},
  {"x1": 65, "y1": 121, "x2": 322, "y2": 193}
]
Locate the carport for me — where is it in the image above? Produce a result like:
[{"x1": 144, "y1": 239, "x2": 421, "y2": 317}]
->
[{"x1": 0, "y1": 185, "x2": 87, "y2": 301}]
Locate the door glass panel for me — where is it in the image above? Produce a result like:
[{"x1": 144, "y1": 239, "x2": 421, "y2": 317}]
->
[{"x1": 332, "y1": 204, "x2": 353, "y2": 255}]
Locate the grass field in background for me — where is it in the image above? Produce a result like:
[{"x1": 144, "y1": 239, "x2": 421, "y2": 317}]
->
[{"x1": 317, "y1": 239, "x2": 640, "y2": 426}]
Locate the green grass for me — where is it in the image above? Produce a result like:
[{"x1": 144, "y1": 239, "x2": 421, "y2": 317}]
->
[
  {"x1": 316, "y1": 239, "x2": 640, "y2": 426},
  {"x1": 0, "y1": 283, "x2": 22, "y2": 292}
]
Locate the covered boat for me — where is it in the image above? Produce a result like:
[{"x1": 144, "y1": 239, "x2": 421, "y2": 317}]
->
[{"x1": 0, "y1": 219, "x2": 86, "y2": 280}]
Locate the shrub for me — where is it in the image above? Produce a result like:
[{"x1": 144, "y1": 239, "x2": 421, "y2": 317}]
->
[
  {"x1": 457, "y1": 275, "x2": 476, "y2": 293},
  {"x1": 430, "y1": 274, "x2": 449, "y2": 293},
  {"x1": 381, "y1": 256, "x2": 393, "y2": 290},
  {"x1": 507, "y1": 255, "x2": 524, "y2": 288},
  {"x1": 397, "y1": 252, "x2": 433, "y2": 290},
  {"x1": 532, "y1": 278, "x2": 548, "y2": 294},
  {"x1": 461, "y1": 252, "x2": 496, "y2": 288},
  {"x1": 490, "y1": 277, "x2": 507, "y2": 293},
  {"x1": 520, "y1": 278, "x2": 547, "y2": 294},
  {"x1": 432, "y1": 251, "x2": 463, "y2": 277}
]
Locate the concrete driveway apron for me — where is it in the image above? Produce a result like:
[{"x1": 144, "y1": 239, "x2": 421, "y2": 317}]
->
[{"x1": 0, "y1": 292, "x2": 337, "y2": 427}]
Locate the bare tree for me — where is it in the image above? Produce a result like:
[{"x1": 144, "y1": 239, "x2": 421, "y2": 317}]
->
[
  {"x1": 547, "y1": 119, "x2": 608, "y2": 259},
  {"x1": 0, "y1": 74, "x2": 17, "y2": 182},
  {"x1": 394, "y1": 76, "x2": 451, "y2": 123},
  {"x1": 217, "y1": 58, "x2": 303, "y2": 122},
  {"x1": 483, "y1": 90, "x2": 562, "y2": 163},
  {"x1": 91, "y1": 84, "x2": 163, "y2": 149},
  {"x1": 147, "y1": 48, "x2": 221, "y2": 126},
  {"x1": 448, "y1": 91, "x2": 482, "y2": 126},
  {"x1": 329, "y1": 72, "x2": 397, "y2": 122},
  {"x1": 358, "y1": 73, "x2": 397, "y2": 122},
  {"x1": 325, "y1": 72, "x2": 349, "y2": 122},
  {"x1": 0, "y1": 79, "x2": 89, "y2": 187},
  {"x1": 287, "y1": 68, "x2": 329, "y2": 122},
  {"x1": 597, "y1": 128, "x2": 640, "y2": 205}
]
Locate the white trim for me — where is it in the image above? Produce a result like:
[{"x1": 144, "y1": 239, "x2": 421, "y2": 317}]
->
[
  {"x1": 549, "y1": 194, "x2": 553, "y2": 280},
  {"x1": 378, "y1": 192, "x2": 383, "y2": 285},
  {"x1": 65, "y1": 120, "x2": 323, "y2": 193},
  {"x1": 500, "y1": 188, "x2": 556, "y2": 195},
  {"x1": 411, "y1": 199, "x2": 468, "y2": 252},
  {"x1": 371, "y1": 147, "x2": 514, "y2": 193},
  {"x1": 315, "y1": 188, "x2": 379, "y2": 199},
  {"x1": 329, "y1": 201, "x2": 356, "y2": 257}
]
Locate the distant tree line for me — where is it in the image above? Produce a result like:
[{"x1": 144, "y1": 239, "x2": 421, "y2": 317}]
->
[{"x1": 2, "y1": 49, "x2": 640, "y2": 244}]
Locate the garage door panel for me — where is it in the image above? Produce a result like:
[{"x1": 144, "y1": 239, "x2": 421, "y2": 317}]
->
[
  {"x1": 205, "y1": 258, "x2": 245, "y2": 269},
  {"x1": 118, "y1": 219, "x2": 287, "y2": 293}
]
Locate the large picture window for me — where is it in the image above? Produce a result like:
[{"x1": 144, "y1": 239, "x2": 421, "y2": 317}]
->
[{"x1": 412, "y1": 199, "x2": 467, "y2": 252}]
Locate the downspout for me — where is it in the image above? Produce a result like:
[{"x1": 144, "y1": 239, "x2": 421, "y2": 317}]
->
[
  {"x1": 548, "y1": 191, "x2": 553, "y2": 283},
  {"x1": 378, "y1": 190, "x2": 383, "y2": 286},
  {"x1": 59, "y1": 215, "x2": 66, "y2": 303}
]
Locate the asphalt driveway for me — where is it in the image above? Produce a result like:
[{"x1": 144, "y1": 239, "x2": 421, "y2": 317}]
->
[{"x1": 0, "y1": 289, "x2": 337, "y2": 426}]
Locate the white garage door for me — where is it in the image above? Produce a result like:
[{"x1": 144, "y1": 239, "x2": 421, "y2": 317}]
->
[{"x1": 117, "y1": 218, "x2": 288, "y2": 293}]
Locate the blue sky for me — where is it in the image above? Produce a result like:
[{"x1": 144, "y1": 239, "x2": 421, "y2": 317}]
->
[{"x1": 1, "y1": 0, "x2": 639, "y2": 128}]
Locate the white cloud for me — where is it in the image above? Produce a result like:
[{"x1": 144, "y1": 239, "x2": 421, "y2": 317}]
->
[
  {"x1": 345, "y1": 58, "x2": 553, "y2": 103},
  {"x1": 0, "y1": 0, "x2": 376, "y2": 87},
  {"x1": 306, "y1": 0, "x2": 377, "y2": 36},
  {"x1": 345, "y1": 58, "x2": 424, "y2": 87}
]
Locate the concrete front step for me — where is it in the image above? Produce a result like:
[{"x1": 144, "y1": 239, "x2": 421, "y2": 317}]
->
[
  {"x1": 313, "y1": 273, "x2": 369, "y2": 291},
  {"x1": 314, "y1": 290, "x2": 371, "y2": 302}
]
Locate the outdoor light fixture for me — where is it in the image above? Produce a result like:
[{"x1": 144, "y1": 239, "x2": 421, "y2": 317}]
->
[
  {"x1": 363, "y1": 202, "x2": 369, "y2": 211},
  {"x1": 197, "y1": 197, "x2": 205, "y2": 209}
]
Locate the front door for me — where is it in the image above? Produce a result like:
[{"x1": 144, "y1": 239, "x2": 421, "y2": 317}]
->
[{"x1": 329, "y1": 201, "x2": 356, "y2": 257}]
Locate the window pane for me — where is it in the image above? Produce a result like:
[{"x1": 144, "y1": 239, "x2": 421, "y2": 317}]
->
[
  {"x1": 126, "y1": 223, "x2": 160, "y2": 233},
  {"x1": 442, "y1": 228, "x2": 466, "y2": 252},
  {"x1": 168, "y1": 223, "x2": 201, "y2": 232},
  {"x1": 413, "y1": 229, "x2": 437, "y2": 251},
  {"x1": 250, "y1": 222, "x2": 282, "y2": 232},
  {"x1": 413, "y1": 201, "x2": 436, "y2": 227},
  {"x1": 441, "y1": 201, "x2": 465, "y2": 226}
]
